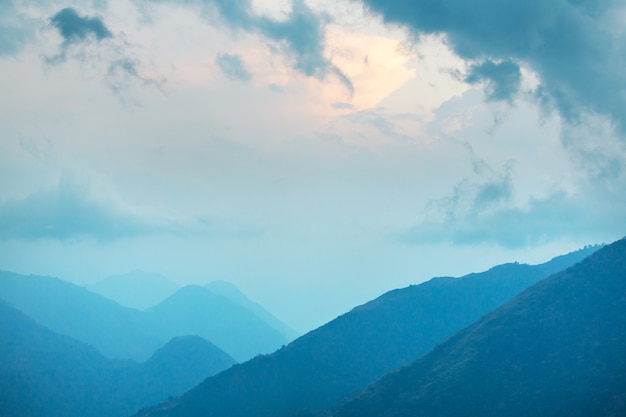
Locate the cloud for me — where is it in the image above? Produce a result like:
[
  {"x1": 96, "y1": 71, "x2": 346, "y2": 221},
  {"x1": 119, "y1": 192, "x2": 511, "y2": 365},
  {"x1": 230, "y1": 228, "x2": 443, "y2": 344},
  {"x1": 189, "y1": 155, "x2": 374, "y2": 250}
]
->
[
  {"x1": 0, "y1": 0, "x2": 35, "y2": 55},
  {"x1": 47, "y1": 7, "x2": 114, "y2": 65},
  {"x1": 332, "y1": 102, "x2": 354, "y2": 110},
  {"x1": 44, "y1": 9, "x2": 164, "y2": 98},
  {"x1": 397, "y1": 144, "x2": 626, "y2": 248},
  {"x1": 215, "y1": 52, "x2": 252, "y2": 81},
  {"x1": 336, "y1": 108, "x2": 425, "y2": 143},
  {"x1": 399, "y1": 191, "x2": 625, "y2": 249},
  {"x1": 0, "y1": 175, "x2": 209, "y2": 241},
  {"x1": 360, "y1": 0, "x2": 626, "y2": 134},
  {"x1": 106, "y1": 58, "x2": 165, "y2": 97},
  {"x1": 50, "y1": 8, "x2": 112, "y2": 44},
  {"x1": 465, "y1": 59, "x2": 521, "y2": 102},
  {"x1": 155, "y1": 0, "x2": 353, "y2": 93},
  {"x1": 256, "y1": 0, "x2": 329, "y2": 77}
]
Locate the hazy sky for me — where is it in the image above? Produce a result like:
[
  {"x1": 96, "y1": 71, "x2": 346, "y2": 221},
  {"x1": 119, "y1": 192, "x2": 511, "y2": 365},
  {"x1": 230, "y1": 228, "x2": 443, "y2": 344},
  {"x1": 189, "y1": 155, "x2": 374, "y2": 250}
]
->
[{"x1": 1, "y1": 0, "x2": 625, "y2": 332}]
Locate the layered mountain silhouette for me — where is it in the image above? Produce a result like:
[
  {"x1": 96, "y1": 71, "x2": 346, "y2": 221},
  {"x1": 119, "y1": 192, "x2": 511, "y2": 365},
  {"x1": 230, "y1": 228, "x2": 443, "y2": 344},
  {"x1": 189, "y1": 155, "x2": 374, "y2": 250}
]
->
[
  {"x1": 144, "y1": 285, "x2": 288, "y2": 361},
  {"x1": 205, "y1": 280, "x2": 299, "y2": 341},
  {"x1": 90, "y1": 271, "x2": 298, "y2": 342},
  {"x1": 334, "y1": 238, "x2": 626, "y2": 417},
  {"x1": 0, "y1": 302, "x2": 235, "y2": 417},
  {"x1": 135, "y1": 246, "x2": 599, "y2": 417},
  {"x1": 0, "y1": 272, "x2": 288, "y2": 361},
  {"x1": 90, "y1": 270, "x2": 179, "y2": 310},
  {"x1": 0, "y1": 271, "x2": 161, "y2": 361}
]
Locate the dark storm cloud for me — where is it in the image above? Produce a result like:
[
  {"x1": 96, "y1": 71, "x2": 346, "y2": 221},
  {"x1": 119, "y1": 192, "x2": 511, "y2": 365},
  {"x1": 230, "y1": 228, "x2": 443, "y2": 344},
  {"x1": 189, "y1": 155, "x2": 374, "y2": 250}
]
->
[
  {"x1": 465, "y1": 59, "x2": 521, "y2": 102},
  {"x1": 360, "y1": 0, "x2": 626, "y2": 133},
  {"x1": 50, "y1": 8, "x2": 112, "y2": 44},
  {"x1": 215, "y1": 53, "x2": 252, "y2": 81}
]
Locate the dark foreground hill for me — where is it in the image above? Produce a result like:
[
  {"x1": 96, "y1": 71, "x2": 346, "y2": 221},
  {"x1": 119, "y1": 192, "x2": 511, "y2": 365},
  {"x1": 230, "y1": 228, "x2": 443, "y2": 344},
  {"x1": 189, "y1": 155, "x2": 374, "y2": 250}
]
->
[
  {"x1": 0, "y1": 303, "x2": 235, "y2": 417},
  {"x1": 135, "y1": 246, "x2": 599, "y2": 417},
  {"x1": 334, "y1": 238, "x2": 626, "y2": 417}
]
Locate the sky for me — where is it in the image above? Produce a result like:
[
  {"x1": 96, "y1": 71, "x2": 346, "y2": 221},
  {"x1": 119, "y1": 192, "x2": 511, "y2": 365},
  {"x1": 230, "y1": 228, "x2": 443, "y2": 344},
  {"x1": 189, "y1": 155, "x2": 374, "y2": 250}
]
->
[{"x1": 1, "y1": 0, "x2": 625, "y2": 332}]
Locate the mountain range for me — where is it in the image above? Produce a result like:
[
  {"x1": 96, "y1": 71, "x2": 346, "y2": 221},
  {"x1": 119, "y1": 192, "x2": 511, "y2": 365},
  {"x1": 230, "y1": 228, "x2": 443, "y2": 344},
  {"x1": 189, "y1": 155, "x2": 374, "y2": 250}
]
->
[
  {"x1": 0, "y1": 272, "x2": 289, "y2": 362},
  {"x1": 134, "y1": 245, "x2": 600, "y2": 417},
  {"x1": 89, "y1": 273, "x2": 299, "y2": 341},
  {"x1": 143, "y1": 285, "x2": 288, "y2": 361},
  {"x1": 334, "y1": 238, "x2": 626, "y2": 417},
  {"x1": 0, "y1": 302, "x2": 236, "y2": 417}
]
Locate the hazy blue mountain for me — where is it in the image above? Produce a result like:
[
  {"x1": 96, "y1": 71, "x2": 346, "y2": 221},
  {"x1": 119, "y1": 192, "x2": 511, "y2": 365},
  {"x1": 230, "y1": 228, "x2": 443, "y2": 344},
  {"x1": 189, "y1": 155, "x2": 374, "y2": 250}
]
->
[
  {"x1": 205, "y1": 280, "x2": 299, "y2": 341},
  {"x1": 334, "y1": 238, "x2": 626, "y2": 417},
  {"x1": 0, "y1": 272, "x2": 291, "y2": 362},
  {"x1": 0, "y1": 271, "x2": 162, "y2": 361},
  {"x1": 134, "y1": 245, "x2": 600, "y2": 417},
  {"x1": 144, "y1": 285, "x2": 289, "y2": 362},
  {"x1": 0, "y1": 302, "x2": 235, "y2": 417},
  {"x1": 90, "y1": 270, "x2": 180, "y2": 310},
  {"x1": 142, "y1": 335, "x2": 236, "y2": 395}
]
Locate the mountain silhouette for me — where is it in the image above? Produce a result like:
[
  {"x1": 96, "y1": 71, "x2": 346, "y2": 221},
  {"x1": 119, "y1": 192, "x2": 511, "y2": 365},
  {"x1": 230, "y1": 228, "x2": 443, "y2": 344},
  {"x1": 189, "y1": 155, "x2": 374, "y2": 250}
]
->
[
  {"x1": 134, "y1": 245, "x2": 599, "y2": 417},
  {"x1": 90, "y1": 273, "x2": 298, "y2": 340},
  {"x1": 145, "y1": 285, "x2": 288, "y2": 361},
  {"x1": 0, "y1": 273, "x2": 290, "y2": 362},
  {"x1": 334, "y1": 238, "x2": 626, "y2": 417},
  {"x1": 0, "y1": 271, "x2": 162, "y2": 361},
  {"x1": 0, "y1": 302, "x2": 235, "y2": 417},
  {"x1": 205, "y1": 280, "x2": 299, "y2": 341},
  {"x1": 90, "y1": 270, "x2": 179, "y2": 310}
]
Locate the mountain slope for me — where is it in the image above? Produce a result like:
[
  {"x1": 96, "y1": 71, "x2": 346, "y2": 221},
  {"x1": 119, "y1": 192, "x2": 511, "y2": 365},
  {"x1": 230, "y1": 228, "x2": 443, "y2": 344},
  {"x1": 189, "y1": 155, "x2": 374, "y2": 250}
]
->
[
  {"x1": 136, "y1": 245, "x2": 599, "y2": 417},
  {"x1": 90, "y1": 271, "x2": 180, "y2": 310},
  {"x1": 0, "y1": 272, "x2": 289, "y2": 362},
  {"x1": 205, "y1": 280, "x2": 299, "y2": 341},
  {"x1": 0, "y1": 303, "x2": 235, "y2": 417},
  {"x1": 142, "y1": 335, "x2": 236, "y2": 396},
  {"x1": 0, "y1": 271, "x2": 162, "y2": 361},
  {"x1": 334, "y1": 238, "x2": 626, "y2": 417},
  {"x1": 144, "y1": 285, "x2": 288, "y2": 362}
]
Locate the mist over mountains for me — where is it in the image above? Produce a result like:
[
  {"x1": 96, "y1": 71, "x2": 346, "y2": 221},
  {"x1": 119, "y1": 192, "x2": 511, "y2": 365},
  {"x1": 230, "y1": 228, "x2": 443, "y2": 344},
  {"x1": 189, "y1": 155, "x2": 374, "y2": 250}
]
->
[
  {"x1": 3, "y1": 241, "x2": 624, "y2": 417},
  {"x1": 89, "y1": 272, "x2": 299, "y2": 342},
  {"x1": 0, "y1": 302, "x2": 235, "y2": 417},
  {"x1": 134, "y1": 245, "x2": 601, "y2": 417},
  {"x1": 89, "y1": 271, "x2": 179, "y2": 310},
  {"x1": 0, "y1": 271, "x2": 292, "y2": 362}
]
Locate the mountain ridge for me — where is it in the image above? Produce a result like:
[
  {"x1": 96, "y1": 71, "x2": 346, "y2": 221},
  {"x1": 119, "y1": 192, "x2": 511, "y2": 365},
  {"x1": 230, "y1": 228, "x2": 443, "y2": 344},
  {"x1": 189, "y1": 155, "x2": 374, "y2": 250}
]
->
[
  {"x1": 0, "y1": 272, "x2": 288, "y2": 362},
  {"x1": 333, "y1": 238, "x2": 626, "y2": 417},
  {"x1": 0, "y1": 302, "x2": 236, "y2": 417},
  {"x1": 134, "y1": 245, "x2": 600, "y2": 417}
]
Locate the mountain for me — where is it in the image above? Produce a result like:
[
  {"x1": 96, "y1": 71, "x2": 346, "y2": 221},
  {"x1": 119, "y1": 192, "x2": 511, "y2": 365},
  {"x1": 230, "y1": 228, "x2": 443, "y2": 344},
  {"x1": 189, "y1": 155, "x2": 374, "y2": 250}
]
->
[
  {"x1": 90, "y1": 270, "x2": 180, "y2": 310},
  {"x1": 134, "y1": 245, "x2": 600, "y2": 417},
  {"x1": 141, "y1": 336, "x2": 237, "y2": 397},
  {"x1": 0, "y1": 302, "x2": 236, "y2": 417},
  {"x1": 0, "y1": 272, "x2": 290, "y2": 362},
  {"x1": 205, "y1": 280, "x2": 299, "y2": 341},
  {"x1": 0, "y1": 271, "x2": 162, "y2": 361},
  {"x1": 334, "y1": 238, "x2": 626, "y2": 417},
  {"x1": 144, "y1": 285, "x2": 289, "y2": 362}
]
